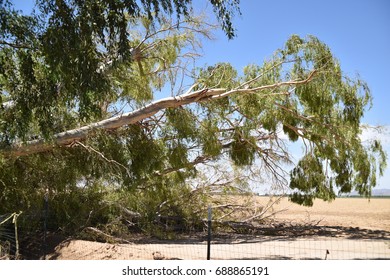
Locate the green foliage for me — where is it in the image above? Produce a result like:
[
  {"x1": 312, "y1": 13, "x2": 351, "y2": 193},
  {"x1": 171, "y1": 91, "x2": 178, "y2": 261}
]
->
[
  {"x1": 289, "y1": 154, "x2": 335, "y2": 205},
  {"x1": 200, "y1": 119, "x2": 222, "y2": 157},
  {"x1": 229, "y1": 128, "x2": 256, "y2": 166},
  {"x1": 166, "y1": 107, "x2": 198, "y2": 140},
  {"x1": 196, "y1": 63, "x2": 239, "y2": 89},
  {"x1": 0, "y1": 0, "x2": 387, "y2": 243},
  {"x1": 1, "y1": 0, "x2": 239, "y2": 141},
  {"x1": 121, "y1": 180, "x2": 208, "y2": 235},
  {"x1": 208, "y1": 0, "x2": 241, "y2": 39}
]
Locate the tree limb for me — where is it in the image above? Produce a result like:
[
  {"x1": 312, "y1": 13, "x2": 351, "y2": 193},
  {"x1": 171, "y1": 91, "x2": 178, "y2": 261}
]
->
[
  {"x1": 0, "y1": 40, "x2": 34, "y2": 50},
  {"x1": 1, "y1": 71, "x2": 317, "y2": 157}
]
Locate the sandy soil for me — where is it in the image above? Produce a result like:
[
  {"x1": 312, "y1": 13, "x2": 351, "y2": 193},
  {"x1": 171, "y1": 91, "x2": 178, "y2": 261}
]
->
[{"x1": 46, "y1": 197, "x2": 390, "y2": 260}]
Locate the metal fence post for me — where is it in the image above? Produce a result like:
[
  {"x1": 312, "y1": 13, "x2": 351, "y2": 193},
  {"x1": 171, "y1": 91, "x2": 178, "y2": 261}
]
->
[
  {"x1": 43, "y1": 190, "x2": 49, "y2": 260},
  {"x1": 207, "y1": 205, "x2": 212, "y2": 260}
]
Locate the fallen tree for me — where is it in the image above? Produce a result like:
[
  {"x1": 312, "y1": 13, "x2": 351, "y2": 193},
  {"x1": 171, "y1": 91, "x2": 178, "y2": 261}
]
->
[{"x1": 0, "y1": 1, "x2": 387, "y2": 239}]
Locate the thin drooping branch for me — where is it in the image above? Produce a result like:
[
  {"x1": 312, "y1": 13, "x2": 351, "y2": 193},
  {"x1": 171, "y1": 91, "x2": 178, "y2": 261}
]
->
[
  {"x1": 2, "y1": 71, "x2": 317, "y2": 157},
  {"x1": 0, "y1": 40, "x2": 35, "y2": 50},
  {"x1": 73, "y1": 141, "x2": 132, "y2": 178}
]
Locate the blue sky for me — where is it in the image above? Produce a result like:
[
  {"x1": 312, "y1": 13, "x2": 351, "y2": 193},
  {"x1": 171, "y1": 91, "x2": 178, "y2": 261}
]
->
[{"x1": 13, "y1": 0, "x2": 390, "y2": 189}]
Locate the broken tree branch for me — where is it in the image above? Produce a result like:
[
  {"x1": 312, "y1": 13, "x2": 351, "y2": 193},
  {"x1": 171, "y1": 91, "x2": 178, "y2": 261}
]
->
[{"x1": 2, "y1": 71, "x2": 317, "y2": 157}]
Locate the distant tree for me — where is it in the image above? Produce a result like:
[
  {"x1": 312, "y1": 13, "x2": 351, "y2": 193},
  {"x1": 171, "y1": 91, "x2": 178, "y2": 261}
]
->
[{"x1": 0, "y1": 0, "x2": 386, "y2": 236}]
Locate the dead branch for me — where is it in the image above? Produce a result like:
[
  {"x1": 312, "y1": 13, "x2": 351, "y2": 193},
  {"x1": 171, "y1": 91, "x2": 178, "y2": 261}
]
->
[
  {"x1": 83, "y1": 227, "x2": 133, "y2": 244},
  {"x1": 243, "y1": 195, "x2": 285, "y2": 223}
]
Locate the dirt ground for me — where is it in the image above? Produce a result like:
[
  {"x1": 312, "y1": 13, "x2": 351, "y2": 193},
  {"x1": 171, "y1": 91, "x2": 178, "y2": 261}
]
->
[{"x1": 46, "y1": 197, "x2": 390, "y2": 260}]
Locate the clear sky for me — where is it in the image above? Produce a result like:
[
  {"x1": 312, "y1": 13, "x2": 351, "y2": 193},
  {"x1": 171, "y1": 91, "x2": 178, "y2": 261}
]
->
[{"x1": 12, "y1": 0, "x2": 390, "y2": 189}]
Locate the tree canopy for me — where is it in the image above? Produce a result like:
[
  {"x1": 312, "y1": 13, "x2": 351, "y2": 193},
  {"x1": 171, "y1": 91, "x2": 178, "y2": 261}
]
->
[{"x1": 0, "y1": 0, "x2": 387, "y2": 236}]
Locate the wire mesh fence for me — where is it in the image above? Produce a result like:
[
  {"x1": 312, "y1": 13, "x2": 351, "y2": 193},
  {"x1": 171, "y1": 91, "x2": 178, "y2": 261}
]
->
[
  {"x1": 29, "y1": 233, "x2": 389, "y2": 260},
  {"x1": 1, "y1": 202, "x2": 390, "y2": 260}
]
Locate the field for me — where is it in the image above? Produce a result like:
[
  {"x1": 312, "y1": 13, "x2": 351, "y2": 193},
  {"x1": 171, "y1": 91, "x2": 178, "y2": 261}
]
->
[
  {"x1": 46, "y1": 197, "x2": 390, "y2": 260},
  {"x1": 258, "y1": 196, "x2": 390, "y2": 231}
]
